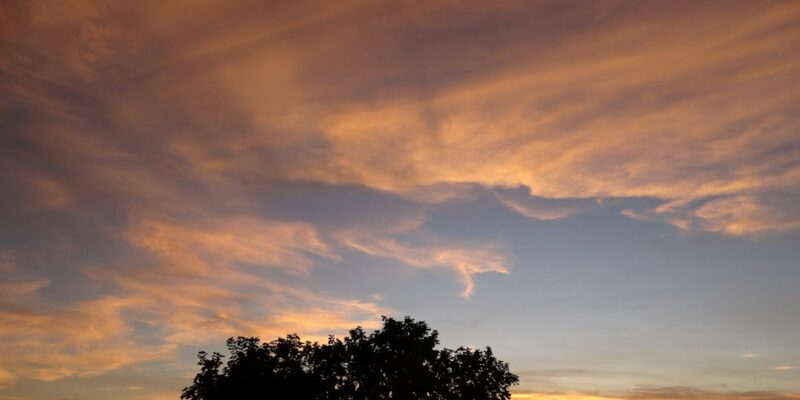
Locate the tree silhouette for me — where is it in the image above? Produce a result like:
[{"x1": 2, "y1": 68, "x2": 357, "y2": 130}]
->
[{"x1": 182, "y1": 316, "x2": 518, "y2": 400}]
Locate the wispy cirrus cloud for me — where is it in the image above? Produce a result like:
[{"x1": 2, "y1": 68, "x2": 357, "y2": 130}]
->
[
  {"x1": 493, "y1": 187, "x2": 593, "y2": 221},
  {"x1": 0, "y1": 289, "x2": 176, "y2": 382},
  {"x1": 96, "y1": 215, "x2": 387, "y2": 345},
  {"x1": 126, "y1": 216, "x2": 339, "y2": 275},
  {"x1": 340, "y1": 232, "x2": 509, "y2": 298},
  {"x1": 8, "y1": 0, "x2": 798, "y2": 236},
  {"x1": 0, "y1": 216, "x2": 388, "y2": 385}
]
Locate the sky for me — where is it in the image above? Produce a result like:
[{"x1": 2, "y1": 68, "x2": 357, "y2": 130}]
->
[{"x1": 1, "y1": 0, "x2": 799, "y2": 399}]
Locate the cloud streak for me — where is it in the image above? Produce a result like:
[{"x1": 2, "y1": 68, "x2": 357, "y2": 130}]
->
[
  {"x1": 339, "y1": 230, "x2": 510, "y2": 298},
  {"x1": 0, "y1": 216, "x2": 388, "y2": 385}
]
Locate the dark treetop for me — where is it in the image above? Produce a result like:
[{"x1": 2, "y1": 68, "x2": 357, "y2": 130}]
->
[{"x1": 182, "y1": 316, "x2": 519, "y2": 400}]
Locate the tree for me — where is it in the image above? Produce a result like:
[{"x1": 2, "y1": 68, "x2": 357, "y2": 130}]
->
[{"x1": 182, "y1": 316, "x2": 518, "y2": 400}]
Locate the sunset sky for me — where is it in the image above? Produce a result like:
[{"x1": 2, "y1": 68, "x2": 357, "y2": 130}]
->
[{"x1": 2, "y1": 1, "x2": 800, "y2": 399}]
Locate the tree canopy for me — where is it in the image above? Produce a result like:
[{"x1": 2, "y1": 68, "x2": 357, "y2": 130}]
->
[{"x1": 182, "y1": 316, "x2": 518, "y2": 400}]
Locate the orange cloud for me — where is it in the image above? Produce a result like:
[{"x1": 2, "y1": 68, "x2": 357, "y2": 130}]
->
[
  {"x1": 127, "y1": 216, "x2": 339, "y2": 275},
  {"x1": 108, "y1": 216, "x2": 388, "y2": 346},
  {"x1": 339, "y1": 230, "x2": 509, "y2": 298},
  {"x1": 0, "y1": 296, "x2": 175, "y2": 382},
  {"x1": 281, "y1": 2, "x2": 799, "y2": 236},
  {"x1": 4, "y1": 0, "x2": 799, "y2": 240},
  {"x1": 0, "y1": 216, "x2": 388, "y2": 383},
  {"x1": 307, "y1": 19, "x2": 800, "y2": 234},
  {"x1": 494, "y1": 189, "x2": 585, "y2": 221}
]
